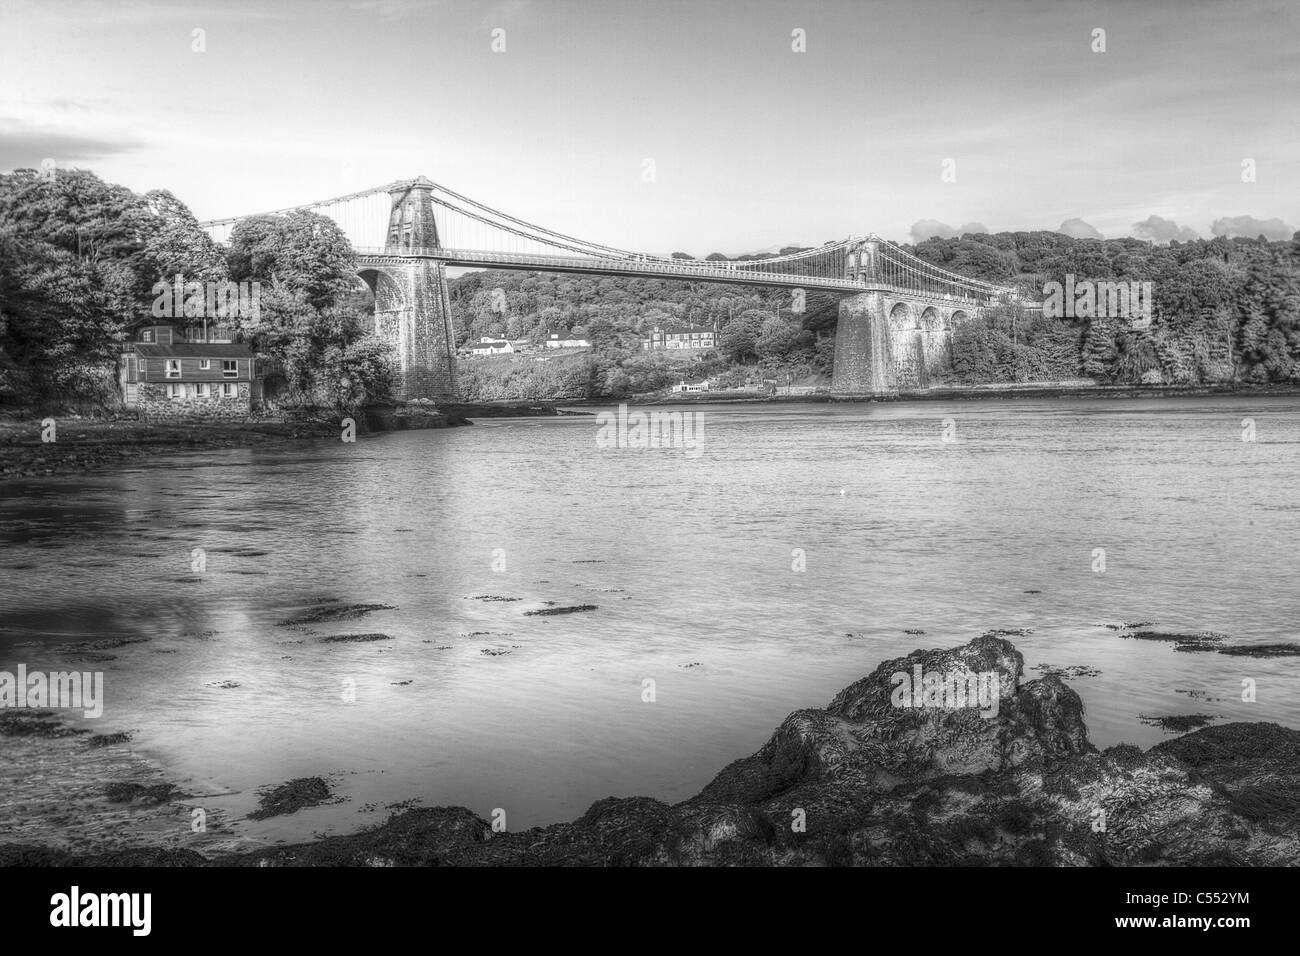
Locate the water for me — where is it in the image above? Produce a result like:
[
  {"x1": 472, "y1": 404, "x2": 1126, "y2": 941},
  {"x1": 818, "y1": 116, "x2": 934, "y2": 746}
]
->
[{"x1": 2, "y1": 395, "x2": 1298, "y2": 843}]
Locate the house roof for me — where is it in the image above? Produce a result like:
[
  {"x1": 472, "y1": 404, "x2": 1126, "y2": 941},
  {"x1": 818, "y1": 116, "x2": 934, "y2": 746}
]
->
[
  {"x1": 468, "y1": 340, "x2": 510, "y2": 348},
  {"x1": 650, "y1": 325, "x2": 714, "y2": 336},
  {"x1": 133, "y1": 343, "x2": 253, "y2": 358}
]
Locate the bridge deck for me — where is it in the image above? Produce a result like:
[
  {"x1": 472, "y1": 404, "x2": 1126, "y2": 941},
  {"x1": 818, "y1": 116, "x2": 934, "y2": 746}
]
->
[{"x1": 356, "y1": 247, "x2": 1003, "y2": 305}]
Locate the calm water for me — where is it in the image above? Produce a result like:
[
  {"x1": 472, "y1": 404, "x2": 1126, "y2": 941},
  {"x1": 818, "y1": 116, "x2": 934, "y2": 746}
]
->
[{"x1": 2, "y1": 395, "x2": 1299, "y2": 841}]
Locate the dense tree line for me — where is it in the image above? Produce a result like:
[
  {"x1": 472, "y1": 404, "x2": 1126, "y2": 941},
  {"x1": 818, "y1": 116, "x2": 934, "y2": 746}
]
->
[
  {"x1": 913, "y1": 231, "x2": 1300, "y2": 384},
  {"x1": 0, "y1": 168, "x2": 392, "y2": 412}
]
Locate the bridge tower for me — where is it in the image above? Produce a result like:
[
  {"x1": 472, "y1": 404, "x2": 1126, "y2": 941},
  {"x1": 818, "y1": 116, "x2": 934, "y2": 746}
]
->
[
  {"x1": 362, "y1": 177, "x2": 457, "y2": 400},
  {"x1": 831, "y1": 237, "x2": 973, "y2": 398},
  {"x1": 831, "y1": 239, "x2": 898, "y2": 398}
]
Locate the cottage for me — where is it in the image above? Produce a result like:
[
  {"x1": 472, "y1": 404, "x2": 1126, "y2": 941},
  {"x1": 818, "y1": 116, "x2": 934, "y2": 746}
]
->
[
  {"x1": 464, "y1": 336, "x2": 514, "y2": 356},
  {"x1": 642, "y1": 324, "x2": 716, "y2": 351},
  {"x1": 670, "y1": 379, "x2": 711, "y2": 393},
  {"x1": 544, "y1": 332, "x2": 591, "y2": 349},
  {"x1": 119, "y1": 320, "x2": 258, "y2": 418}
]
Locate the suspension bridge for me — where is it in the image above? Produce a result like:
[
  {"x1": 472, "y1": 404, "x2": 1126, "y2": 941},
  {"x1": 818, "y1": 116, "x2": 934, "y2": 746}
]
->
[{"x1": 198, "y1": 177, "x2": 1024, "y2": 399}]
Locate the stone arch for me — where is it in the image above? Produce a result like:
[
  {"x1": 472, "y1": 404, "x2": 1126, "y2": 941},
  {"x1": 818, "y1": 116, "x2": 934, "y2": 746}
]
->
[
  {"x1": 358, "y1": 267, "x2": 407, "y2": 343},
  {"x1": 357, "y1": 267, "x2": 407, "y2": 312},
  {"x1": 888, "y1": 301, "x2": 916, "y2": 330},
  {"x1": 948, "y1": 309, "x2": 968, "y2": 331},
  {"x1": 919, "y1": 307, "x2": 941, "y2": 333}
]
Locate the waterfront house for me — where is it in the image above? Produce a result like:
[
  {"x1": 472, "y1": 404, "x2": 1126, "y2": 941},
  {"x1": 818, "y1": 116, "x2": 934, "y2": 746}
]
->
[
  {"x1": 642, "y1": 324, "x2": 717, "y2": 351},
  {"x1": 119, "y1": 319, "x2": 258, "y2": 417}
]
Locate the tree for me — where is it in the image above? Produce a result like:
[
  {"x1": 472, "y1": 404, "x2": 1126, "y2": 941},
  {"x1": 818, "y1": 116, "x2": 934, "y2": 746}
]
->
[
  {"x1": 227, "y1": 211, "x2": 357, "y2": 310},
  {"x1": 0, "y1": 168, "x2": 224, "y2": 408},
  {"x1": 226, "y1": 212, "x2": 392, "y2": 409},
  {"x1": 756, "y1": 315, "x2": 800, "y2": 358},
  {"x1": 718, "y1": 310, "x2": 767, "y2": 364}
]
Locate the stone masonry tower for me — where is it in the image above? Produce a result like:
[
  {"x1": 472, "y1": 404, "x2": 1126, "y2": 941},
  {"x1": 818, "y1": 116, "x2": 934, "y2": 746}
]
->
[{"x1": 371, "y1": 177, "x2": 457, "y2": 400}]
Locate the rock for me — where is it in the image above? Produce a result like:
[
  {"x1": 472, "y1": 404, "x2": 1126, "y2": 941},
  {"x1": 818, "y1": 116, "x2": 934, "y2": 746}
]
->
[
  {"x1": 247, "y1": 777, "x2": 333, "y2": 821},
  {"x1": 7, "y1": 634, "x2": 1298, "y2": 867}
]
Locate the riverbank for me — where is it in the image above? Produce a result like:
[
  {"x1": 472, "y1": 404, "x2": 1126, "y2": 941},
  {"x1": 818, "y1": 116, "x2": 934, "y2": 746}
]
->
[
  {"x1": 3, "y1": 633, "x2": 1295, "y2": 866},
  {"x1": 618, "y1": 380, "x2": 1300, "y2": 405},
  {"x1": 0, "y1": 402, "x2": 588, "y2": 481},
  {"x1": 0, "y1": 419, "x2": 342, "y2": 481}
]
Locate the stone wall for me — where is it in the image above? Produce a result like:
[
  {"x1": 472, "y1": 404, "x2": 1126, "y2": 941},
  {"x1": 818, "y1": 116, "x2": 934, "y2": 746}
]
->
[
  {"x1": 134, "y1": 382, "x2": 255, "y2": 422},
  {"x1": 831, "y1": 292, "x2": 898, "y2": 397},
  {"x1": 364, "y1": 261, "x2": 457, "y2": 402},
  {"x1": 834, "y1": 295, "x2": 970, "y2": 397}
]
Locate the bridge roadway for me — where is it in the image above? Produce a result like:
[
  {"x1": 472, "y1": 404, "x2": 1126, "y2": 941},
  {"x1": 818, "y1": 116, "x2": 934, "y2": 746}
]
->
[{"x1": 354, "y1": 246, "x2": 1003, "y2": 307}]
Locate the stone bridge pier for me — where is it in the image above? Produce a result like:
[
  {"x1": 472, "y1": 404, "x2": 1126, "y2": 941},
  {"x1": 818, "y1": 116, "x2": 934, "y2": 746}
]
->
[
  {"x1": 357, "y1": 177, "x2": 457, "y2": 401},
  {"x1": 830, "y1": 292, "x2": 972, "y2": 398}
]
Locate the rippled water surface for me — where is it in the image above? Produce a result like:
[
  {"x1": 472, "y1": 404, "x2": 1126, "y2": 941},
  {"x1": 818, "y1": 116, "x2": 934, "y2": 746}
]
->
[{"x1": 3, "y1": 395, "x2": 1298, "y2": 839}]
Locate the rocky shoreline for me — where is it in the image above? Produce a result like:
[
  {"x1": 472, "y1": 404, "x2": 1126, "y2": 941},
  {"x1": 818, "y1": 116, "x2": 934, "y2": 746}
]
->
[
  {"x1": 0, "y1": 401, "x2": 589, "y2": 481},
  {"x1": 3, "y1": 634, "x2": 1296, "y2": 866}
]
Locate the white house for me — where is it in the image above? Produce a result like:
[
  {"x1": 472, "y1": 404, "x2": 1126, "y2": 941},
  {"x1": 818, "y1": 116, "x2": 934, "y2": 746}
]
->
[
  {"x1": 670, "y1": 379, "x2": 711, "y2": 393},
  {"x1": 465, "y1": 336, "x2": 514, "y2": 356},
  {"x1": 544, "y1": 332, "x2": 591, "y2": 349}
]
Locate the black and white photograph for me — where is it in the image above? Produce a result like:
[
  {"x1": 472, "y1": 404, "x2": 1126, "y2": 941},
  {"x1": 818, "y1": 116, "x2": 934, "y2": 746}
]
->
[{"x1": 0, "y1": 0, "x2": 1295, "y2": 934}]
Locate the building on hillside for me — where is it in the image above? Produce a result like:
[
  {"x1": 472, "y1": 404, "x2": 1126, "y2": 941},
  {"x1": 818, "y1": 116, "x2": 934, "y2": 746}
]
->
[
  {"x1": 670, "y1": 379, "x2": 712, "y2": 393},
  {"x1": 544, "y1": 332, "x2": 591, "y2": 349},
  {"x1": 119, "y1": 320, "x2": 258, "y2": 416},
  {"x1": 642, "y1": 324, "x2": 717, "y2": 351},
  {"x1": 463, "y1": 336, "x2": 514, "y2": 356}
]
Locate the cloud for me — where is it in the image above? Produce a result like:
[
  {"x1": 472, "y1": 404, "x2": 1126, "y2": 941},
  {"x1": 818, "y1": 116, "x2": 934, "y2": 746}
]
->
[
  {"x1": 909, "y1": 219, "x2": 990, "y2": 243},
  {"x1": 1131, "y1": 215, "x2": 1200, "y2": 244},
  {"x1": 0, "y1": 128, "x2": 141, "y2": 173},
  {"x1": 1210, "y1": 215, "x2": 1295, "y2": 241},
  {"x1": 1057, "y1": 218, "x2": 1103, "y2": 239}
]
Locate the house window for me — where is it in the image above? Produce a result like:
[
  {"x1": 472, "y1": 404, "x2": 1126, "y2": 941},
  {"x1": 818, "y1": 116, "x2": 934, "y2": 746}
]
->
[
  {"x1": 222, "y1": 360, "x2": 238, "y2": 378},
  {"x1": 167, "y1": 383, "x2": 184, "y2": 400},
  {"x1": 165, "y1": 359, "x2": 181, "y2": 378},
  {"x1": 141, "y1": 330, "x2": 154, "y2": 343},
  {"x1": 221, "y1": 383, "x2": 237, "y2": 398},
  {"x1": 199, "y1": 359, "x2": 211, "y2": 370},
  {"x1": 195, "y1": 383, "x2": 208, "y2": 398}
]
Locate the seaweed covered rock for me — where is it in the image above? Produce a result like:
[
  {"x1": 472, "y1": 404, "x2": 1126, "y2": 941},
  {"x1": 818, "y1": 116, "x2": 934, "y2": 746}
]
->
[{"x1": 8, "y1": 635, "x2": 1299, "y2": 867}]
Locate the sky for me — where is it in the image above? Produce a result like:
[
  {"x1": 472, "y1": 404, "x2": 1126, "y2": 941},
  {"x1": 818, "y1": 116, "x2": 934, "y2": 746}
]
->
[{"x1": 1, "y1": 0, "x2": 1297, "y2": 253}]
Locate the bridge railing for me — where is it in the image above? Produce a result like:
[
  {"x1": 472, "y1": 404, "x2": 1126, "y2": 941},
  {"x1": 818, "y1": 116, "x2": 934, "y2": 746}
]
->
[
  {"x1": 353, "y1": 247, "x2": 865, "y2": 290},
  {"x1": 353, "y1": 245, "x2": 1017, "y2": 303}
]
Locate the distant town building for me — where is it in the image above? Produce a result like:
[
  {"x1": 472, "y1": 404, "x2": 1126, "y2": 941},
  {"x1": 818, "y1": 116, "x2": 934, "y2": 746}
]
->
[
  {"x1": 545, "y1": 332, "x2": 591, "y2": 349},
  {"x1": 670, "y1": 379, "x2": 712, "y2": 393},
  {"x1": 642, "y1": 324, "x2": 716, "y2": 351},
  {"x1": 464, "y1": 336, "x2": 514, "y2": 356},
  {"x1": 119, "y1": 320, "x2": 257, "y2": 415}
]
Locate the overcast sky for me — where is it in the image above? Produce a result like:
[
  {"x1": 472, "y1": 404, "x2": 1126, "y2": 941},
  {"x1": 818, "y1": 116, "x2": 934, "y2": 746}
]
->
[{"x1": 1, "y1": 0, "x2": 1296, "y2": 252}]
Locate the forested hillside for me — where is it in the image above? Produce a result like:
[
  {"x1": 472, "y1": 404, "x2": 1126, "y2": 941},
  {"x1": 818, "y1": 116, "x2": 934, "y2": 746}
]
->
[
  {"x1": 452, "y1": 229, "x2": 1300, "y2": 398},
  {"x1": 912, "y1": 231, "x2": 1300, "y2": 385}
]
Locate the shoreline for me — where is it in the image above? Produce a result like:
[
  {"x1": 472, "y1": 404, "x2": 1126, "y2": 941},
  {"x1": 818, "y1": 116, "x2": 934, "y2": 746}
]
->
[
  {"x1": 2, "y1": 633, "x2": 1295, "y2": 866},
  {"x1": 3, "y1": 384, "x2": 1295, "y2": 482},
  {"x1": 614, "y1": 381, "x2": 1300, "y2": 405},
  {"x1": 0, "y1": 402, "x2": 582, "y2": 482}
]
